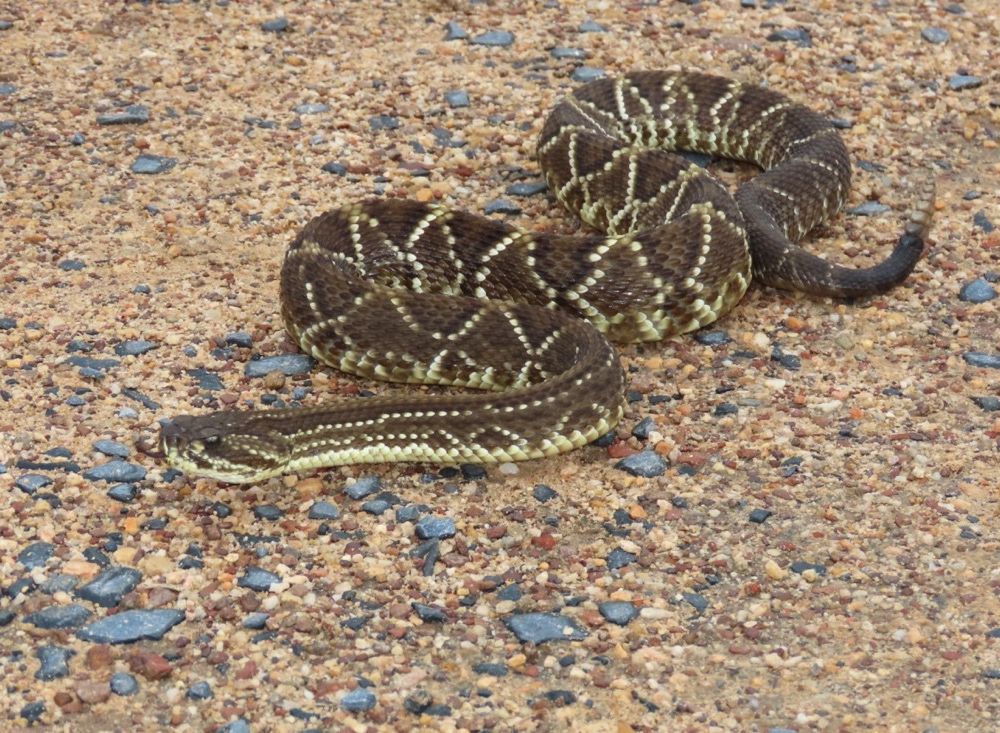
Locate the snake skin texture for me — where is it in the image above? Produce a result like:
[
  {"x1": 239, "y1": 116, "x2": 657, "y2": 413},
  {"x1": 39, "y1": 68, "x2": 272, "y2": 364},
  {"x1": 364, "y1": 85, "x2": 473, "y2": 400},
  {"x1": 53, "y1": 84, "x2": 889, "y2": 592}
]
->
[{"x1": 161, "y1": 70, "x2": 935, "y2": 483}]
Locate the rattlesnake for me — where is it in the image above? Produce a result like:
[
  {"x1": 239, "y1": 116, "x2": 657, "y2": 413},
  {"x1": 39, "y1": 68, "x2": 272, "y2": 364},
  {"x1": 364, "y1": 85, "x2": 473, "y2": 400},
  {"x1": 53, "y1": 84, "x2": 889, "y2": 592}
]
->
[{"x1": 160, "y1": 70, "x2": 934, "y2": 483}]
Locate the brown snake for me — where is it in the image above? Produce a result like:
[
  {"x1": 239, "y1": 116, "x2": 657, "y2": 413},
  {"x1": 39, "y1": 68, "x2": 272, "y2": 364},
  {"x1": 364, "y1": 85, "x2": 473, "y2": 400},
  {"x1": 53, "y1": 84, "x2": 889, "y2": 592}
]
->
[{"x1": 160, "y1": 70, "x2": 935, "y2": 483}]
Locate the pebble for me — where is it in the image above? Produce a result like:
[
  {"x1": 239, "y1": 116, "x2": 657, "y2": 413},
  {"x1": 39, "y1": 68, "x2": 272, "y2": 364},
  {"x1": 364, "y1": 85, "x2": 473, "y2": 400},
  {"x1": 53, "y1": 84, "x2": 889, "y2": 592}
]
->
[
  {"x1": 790, "y1": 561, "x2": 828, "y2": 576},
  {"x1": 322, "y1": 161, "x2": 347, "y2": 175},
  {"x1": 218, "y1": 719, "x2": 252, "y2": 733},
  {"x1": 682, "y1": 592, "x2": 709, "y2": 613},
  {"x1": 443, "y1": 20, "x2": 468, "y2": 40},
  {"x1": 0, "y1": 20, "x2": 11, "y2": 30},
  {"x1": 412, "y1": 602, "x2": 448, "y2": 622},
  {"x1": 848, "y1": 201, "x2": 890, "y2": 216},
  {"x1": 225, "y1": 331, "x2": 253, "y2": 347},
  {"x1": 59, "y1": 258, "x2": 85, "y2": 271},
  {"x1": 96, "y1": 104, "x2": 149, "y2": 125},
  {"x1": 244, "y1": 354, "x2": 313, "y2": 377},
  {"x1": 77, "y1": 609, "x2": 185, "y2": 644},
  {"x1": 24, "y1": 604, "x2": 92, "y2": 629},
  {"x1": 308, "y1": 500, "x2": 340, "y2": 520},
  {"x1": 606, "y1": 548, "x2": 637, "y2": 570},
  {"x1": 131, "y1": 154, "x2": 176, "y2": 174},
  {"x1": 631, "y1": 416, "x2": 655, "y2": 440},
  {"x1": 614, "y1": 450, "x2": 667, "y2": 477},
  {"x1": 598, "y1": 601, "x2": 639, "y2": 626},
  {"x1": 444, "y1": 90, "x2": 469, "y2": 108},
  {"x1": 578, "y1": 19, "x2": 606, "y2": 33},
  {"x1": 93, "y1": 439, "x2": 130, "y2": 458},
  {"x1": 571, "y1": 66, "x2": 605, "y2": 83},
  {"x1": 949, "y1": 74, "x2": 982, "y2": 91},
  {"x1": 551, "y1": 47, "x2": 587, "y2": 59},
  {"x1": 767, "y1": 28, "x2": 812, "y2": 47},
  {"x1": 253, "y1": 504, "x2": 283, "y2": 521},
  {"x1": 345, "y1": 475, "x2": 381, "y2": 499},
  {"x1": 507, "y1": 181, "x2": 547, "y2": 196},
  {"x1": 471, "y1": 30, "x2": 514, "y2": 47},
  {"x1": 484, "y1": 198, "x2": 521, "y2": 215},
  {"x1": 0, "y1": 83, "x2": 16, "y2": 95},
  {"x1": 340, "y1": 688, "x2": 377, "y2": 712},
  {"x1": 114, "y1": 339, "x2": 157, "y2": 356},
  {"x1": 416, "y1": 516, "x2": 456, "y2": 539},
  {"x1": 76, "y1": 566, "x2": 142, "y2": 607},
  {"x1": 261, "y1": 17, "x2": 289, "y2": 32},
  {"x1": 974, "y1": 211, "x2": 995, "y2": 233},
  {"x1": 532, "y1": 484, "x2": 558, "y2": 502},
  {"x1": 187, "y1": 367, "x2": 223, "y2": 390},
  {"x1": 110, "y1": 672, "x2": 139, "y2": 696},
  {"x1": 19, "y1": 702, "x2": 45, "y2": 725},
  {"x1": 238, "y1": 567, "x2": 281, "y2": 591},
  {"x1": 959, "y1": 278, "x2": 997, "y2": 303},
  {"x1": 695, "y1": 330, "x2": 731, "y2": 345},
  {"x1": 972, "y1": 396, "x2": 1000, "y2": 412},
  {"x1": 504, "y1": 612, "x2": 588, "y2": 643},
  {"x1": 921, "y1": 27, "x2": 949, "y2": 44},
  {"x1": 82, "y1": 460, "x2": 146, "y2": 483},
  {"x1": 187, "y1": 681, "x2": 214, "y2": 700},
  {"x1": 243, "y1": 612, "x2": 269, "y2": 629},
  {"x1": 369, "y1": 114, "x2": 401, "y2": 131},
  {"x1": 964, "y1": 352, "x2": 1000, "y2": 370},
  {"x1": 294, "y1": 102, "x2": 329, "y2": 115},
  {"x1": 18, "y1": 541, "x2": 55, "y2": 569},
  {"x1": 395, "y1": 504, "x2": 422, "y2": 522},
  {"x1": 362, "y1": 499, "x2": 390, "y2": 515},
  {"x1": 460, "y1": 463, "x2": 487, "y2": 480},
  {"x1": 36, "y1": 646, "x2": 74, "y2": 680},
  {"x1": 714, "y1": 402, "x2": 738, "y2": 417},
  {"x1": 15, "y1": 474, "x2": 53, "y2": 494},
  {"x1": 473, "y1": 662, "x2": 508, "y2": 677},
  {"x1": 749, "y1": 508, "x2": 773, "y2": 524}
]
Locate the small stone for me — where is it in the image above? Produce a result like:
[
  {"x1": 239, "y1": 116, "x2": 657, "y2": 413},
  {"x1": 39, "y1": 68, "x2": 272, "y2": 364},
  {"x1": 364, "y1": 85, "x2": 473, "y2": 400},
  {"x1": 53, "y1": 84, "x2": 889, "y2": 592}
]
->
[
  {"x1": 18, "y1": 541, "x2": 55, "y2": 569},
  {"x1": 187, "y1": 681, "x2": 213, "y2": 700},
  {"x1": 412, "y1": 602, "x2": 448, "y2": 622},
  {"x1": 244, "y1": 354, "x2": 313, "y2": 377},
  {"x1": 921, "y1": 27, "x2": 950, "y2": 44},
  {"x1": 131, "y1": 154, "x2": 176, "y2": 174},
  {"x1": 695, "y1": 330, "x2": 731, "y2": 346},
  {"x1": 443, "y1": 20, "x2": 468, "y2": 40},
  {"x1": 243, "y1": 612, "x2": 269, "y2": 629},
  {"x1": 614, "y1": 450, "x2": 667, "y2": 477},
  {"x1": 187, "y1": 368, "x2": 223, "y2": 390},
  {"x1": 571, "y1": 66, "x2": 605, "y2": 83},
  {"x1": 340, "y1": 688, "x2": 377, "y2": 712},
  {"x1": 578, "y1": 19, "x2": 606, "y2": 32},
  {"x1": 964, "y1": 352, "x2": 1000, "y2": 370},
  {"x1": 395, "y1": 504, "x2": 422, "y2": 522},
  {"x1": 631, "y1": 416, "x2": 656, "y2": 440},
  {"x1": 362, "y1": 499, "x2": 390, "y2": 515},
  {"x1": 949, "y1": 74, "x2": 983, "y2": 91},
  {"x1": 764, "y1": 559, "x2": 788, "y2": 580},
  {"x1": 15, "y1": 474, "x2": 53, "y2": 494},
  {"x1": 218, "y1": 720, "x2": 251, "y2": 733},
  {"x1": 507, "y1": 181, "x2": 547, "y2": 196},
  {"x1": 224, "y1": 331, "x2": 253, "y2": 348},
  {"x1": 75, "y1": 566, "x2": 142, "y2": 607},
  {"x1": 114, "y1": 339, "x2": 157, "y2": 356},
  {"x1": 294, "y1": 102, "x2": 329, "y2": 115},
  {"x1": 532, "y1": 484, "x2": 558, "y2": 502},
  {"x1": 36, "y1": 646, "x2": 74, "y2": 680},
  {"x1": 238, "y1": 567, "x2": 281, "y2": 592},
  {"x1": 308, "y1": 501, "x2": 340, "y2": 520},
  {"x1": 75, "y1": 680, "x2": 111, "y2": 704},
  {"x1": 369, "y1": 114, "x2": 401, "y2": 131},
  {"x1": 749, "y1": 508, "x2": 773, "y2": 524},
  {"x1": 345, "y1": 476, "x2": 382, "y2": 499},
  {"x1": 598, "y1": 601, "x2": 639, "y2": 626},
  {"x1": 974, "y1": 211, "x2": 995, "y2": 233},
  {"x1": 253, "y1": 504, "x2": 283, "y2": 521},
  {"x1": 504, "y1": 612, "x2": 588, "y2": 643},
  {"x1": 77, "y1": 609, "x2": 185, "y2": 644},
  {"x1": 682, "y1": 593, "x2": 709, "y2": 613},
  {"x1": 472, "y1": 662, "x2": 508, "y2": 677},
  {"x1": 972, "y1": 396, "x2": 1000, "y2": 412},
  {"x1": 20, "y1": 702, "x2": 45, "y2": 725},
  {"x1": 767, "y1": 28, "x2": 812, "y2": 46},
  {"x1": 24, "y1": 604, "x2": 92, "y2": 629},
  {"x1": 460, "y1": 463, "x2": 487, "y2": 481},
  {"x1": 471, "y1": 30, "x2": 514, "y2": 47},
  {"x1": 606, "y1": 548, "x2": 637, "y2": 570},
  {"x1": 958, "y1": 278, "x2": 997, "y2": 303},
  {"x1": 93, "y1": 439, "x2": 129, "y2": 458},
  {"x1": 714, "y1": 402, "x2": 738, "y2": 417},
  {"x1": 416, "y1": 516, "x2": 456, "y2": 539},
  {"x1": 403, "y1": 690, "x2": 432, "y2": 714},
  {"x1": 0, "y1": 20, "x2": 12, "y2": 30},
  {"x1": 0, "y1": 83, "x2": 16, "y2": 95},
  {"x1": 848, "y1": 201, "x2": 891, "y2": 216},
  {"x1": 110, "y1": 672, "x2": 139, "y2": 696},
  {"x1": 790, "y1": 560, "x2": 828, "y2": 576},
  {"x1": 484, "y1": 199, "x2": 521, "y2": 215},
  {"x1": 59, "y1": 258, "x2": 86, "y2": 271},
  {"x1": 261, "y1": 16, "x2": 288, "y2": 32},
  {"x1": 551, "y1": 47, "x2": 586, "y2": 59},
  {"x1": 97, "y1": 105, "x2": 149, "y2": 125},
  {"x1": 321, "y1": 160, "x2": 347, "y2": 175},
  {"x1": 83, "y1": 461, "x2": 146, "y2": 483},
  {"x1": 444, "y1": 90, "x2": 470, "y2": 108}
]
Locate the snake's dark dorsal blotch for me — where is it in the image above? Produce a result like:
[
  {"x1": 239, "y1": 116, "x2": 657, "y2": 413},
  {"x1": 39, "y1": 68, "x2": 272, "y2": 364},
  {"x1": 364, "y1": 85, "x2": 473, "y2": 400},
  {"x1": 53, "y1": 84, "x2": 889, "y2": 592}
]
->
[{"x1": 161, "y1": 70, "x2": 935, "y2": 483}]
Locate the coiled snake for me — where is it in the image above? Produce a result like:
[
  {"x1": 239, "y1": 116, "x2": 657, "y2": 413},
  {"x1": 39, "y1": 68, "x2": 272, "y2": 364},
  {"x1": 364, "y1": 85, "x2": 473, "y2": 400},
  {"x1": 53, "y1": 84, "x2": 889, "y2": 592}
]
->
[{"x1": 160, "y1": 70, "x2": 935, "y2": 483}]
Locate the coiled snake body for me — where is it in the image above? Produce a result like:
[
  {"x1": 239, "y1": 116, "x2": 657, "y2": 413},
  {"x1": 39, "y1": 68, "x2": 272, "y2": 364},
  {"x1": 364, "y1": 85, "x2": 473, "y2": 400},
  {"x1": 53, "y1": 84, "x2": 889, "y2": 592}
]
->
[{"x1": 161, "y1": 71, "x2": 934, "y2": 483}]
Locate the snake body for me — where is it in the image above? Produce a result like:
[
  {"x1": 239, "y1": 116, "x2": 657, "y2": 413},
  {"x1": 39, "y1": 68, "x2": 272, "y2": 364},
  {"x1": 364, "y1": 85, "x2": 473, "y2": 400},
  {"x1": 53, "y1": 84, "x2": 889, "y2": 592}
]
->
[{"x1": 161, "y1": 71, "x2": 934, "y2": 483}]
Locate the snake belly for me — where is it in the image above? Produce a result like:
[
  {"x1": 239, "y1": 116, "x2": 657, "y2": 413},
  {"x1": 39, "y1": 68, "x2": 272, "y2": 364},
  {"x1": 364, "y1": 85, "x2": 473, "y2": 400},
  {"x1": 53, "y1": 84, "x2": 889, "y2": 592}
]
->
[{"x1": 160, "y1": 70, "x2": 933, "y2": 483}]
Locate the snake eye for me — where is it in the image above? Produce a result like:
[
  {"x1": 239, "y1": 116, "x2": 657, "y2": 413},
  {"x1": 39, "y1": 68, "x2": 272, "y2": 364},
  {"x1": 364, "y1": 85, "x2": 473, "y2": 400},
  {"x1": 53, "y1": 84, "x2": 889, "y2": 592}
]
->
[{"x1": 203, "y1": 435, "x2": 220, "y2": 446}]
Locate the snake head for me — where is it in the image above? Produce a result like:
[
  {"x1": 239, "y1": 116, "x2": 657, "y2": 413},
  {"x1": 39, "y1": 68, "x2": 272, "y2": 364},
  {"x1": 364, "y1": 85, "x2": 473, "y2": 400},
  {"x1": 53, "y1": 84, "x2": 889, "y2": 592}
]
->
[{"x1": 160, "y1": 413, "x2": 292, "y2": 484}]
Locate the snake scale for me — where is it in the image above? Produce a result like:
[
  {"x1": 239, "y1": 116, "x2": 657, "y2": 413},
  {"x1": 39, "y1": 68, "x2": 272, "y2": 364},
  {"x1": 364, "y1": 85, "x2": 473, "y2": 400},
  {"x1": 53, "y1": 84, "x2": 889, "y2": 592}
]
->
[{"x1": 161, "y1": 70, "x2": 935, "y2": 483}]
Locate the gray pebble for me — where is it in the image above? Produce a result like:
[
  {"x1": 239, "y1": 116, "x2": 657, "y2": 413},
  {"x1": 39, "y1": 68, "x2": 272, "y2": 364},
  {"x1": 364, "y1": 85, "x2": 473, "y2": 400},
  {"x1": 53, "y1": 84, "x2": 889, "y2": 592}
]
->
[
  {"x1": 444, "y1": 90, "x2": 470, "y2": 108},
  {"x1": 187, "y1": 681, "x2": 214, "y2": 700},
  {"x1": 959, "y1": 278, "x2": 997, "y2": 303},
  {"x1": 131, "y1": 154, "x2": 176, "y2": 174},
  {"x1": 749, "y1": 508, "x2": 773, "y2": 523},
  {"x1": 471, "y1": 30, "x2": 514, "y2": 47},
  {"x1": 443, "y1": 20, "x2": 468, "y2": 40},
  {"x1": 218, "y1": 720, "x2": 251, "y2": 733},
  {"x1": 598, "y1": 601, "x2": 639, "y2": 626},
  {"x1": 114, "y1": 339, "x2": 157, "y2": 356},
  {"x1": 261, "y1": 17, "x2": 288, "y2": 32},
  {"x1": 504, "y1": 612, "x2": 588, "y2": 643},
  {"x1": 308, "y1": 501, "x2": 340, "y2": 520},
  {"x1": 24, "y1": 603, "x2": 92, "y2": 629},
  {"x1": 294, "y1": 102, "x2": 329, "y2": 115},
  {"x1": 66, "y1": 355, "x2": 120, "y2": 372},
  {"x1": 238, "y1": 566, "x2": 281, "y2": 591},
  {"x1": 507, "y1": 181, "x2": 547, "y2": 196},
  {"x1": 187, "y1": 368, "x2": 223, "y2": 390},
  {"x1": 36, "y1": 646, "x2": 74, "y2": 680},
  {"x1": 532, "y1": 484, "x2": 558, "y2": 502},
  {"x1": 484, "y1": 198, "x2": 521, "y2": 215},
  {"x1": 695, "y1": 330, "x2": 731, "y2": 346},
  {"x1": 77, "y1": 608, "x2": 185, "y2": 644},
  {"x1": 244, "y1": 354, "x2": 314, "y2": 377},
  {"x1": 964, "y1": 352, "x2": 1000, "y2": 369},
  {"x1": 110, "y1": 672, "x2": 139, "y2": 696},
  {"x1": 472, "y1": 662, "x2": 508, "y2": 676},
  {"x1": 253, "y1": 504, "x2": 283, "y2": 521},
  {"x1": 614, "y1": 450, "x2": 667, "y2": 477},
  {"x1": 93, "y1": 439, "x2": 130, "y2": 458},
  {"x1": 551, "y1": 47, "x2": 587, "y2": 59},
  {"x1": 412, "y1": 602, "x2": 448, "y2": 622},
  {"x1": 790, "y1": 560, "x2": 828, "y2": 575},
  {"x1": 15, "y1": 473, "x2": 52, "y2": 494},
  {"x1": 97, "y1": 104, "x2": 149, "y2": 125},
  {"x1": 76, "y1": 565, "x2": 142, "y2": 607},
  {"x1": 225, "y1": 331, "x2": 253, "y2": 348},
  {"x1": 571, "y1": 66, "x2": 605, "y2": 83},
  {"x1": 972, "y1": 396, "x2": 1000, "y2": 412},
  {"x1": 83, "y1": 460, "x2": 146, "y2": 483},
  {"x1": 243, "y1": 612, "x2": 269, "y2": 629},
  {"x1": 345, "y1": 475, "x2": 382, "y2": 499},
  {"x1": 974, "y1": 211, "x2": 995, "y2": 233},
  {"x1": 416, "y1": 516, "x2": 456, "y2": 539},
  {"x1": 767, "y1": 28, "x2": 812, "y2": 47},
  {"x1": 0, "y1": 20, "x2": 11, "y2": 30},
  {"x1": 0, "y1": 84, "x2": 16, "y2": 96},
  {"x1": 70, "y1": 132, "x2": 85, "y2": 145},
  {"x1": 59, "y1": 258, "x2": 85, "y2": 271},
  {"x1": 369, "y1": 114, "x2": 401, "y2": 131},
  {"x1": 631, "y1": 416, "x2": 655, "y2": 440},
  {"x1": 40, "y1": 574, "x2": 80, "y2": 594},
  {"x1": 949, "y1": 74, "x2": 982, "y2": 91},
  {"x1": 606, "y1": 548, "x2": 637, "y2": 569},
  {"x1": 921, "y1": 27, "x2": 950, "y2": 43},
  {"x1": 362, "y1": 499, "x2": 390, "y2": 515},
  {"x1": 341, "y1": 688, "x2": 377, "y2": 712},
  {"x1": 17, "y1": 541, "x2": 54, "y2": 568},
  {"x1": 395, "y1": 504, "x2": 422, "y2": 522},
  {"x1": 682, "y1": 592, "x2": 709, "y2": 613},
  {"x1": 19, "y1": 702, "x2": 45, "y2": 725},
  {"x1": 578, "y1": 19, "x2": 606, "y2": 33},
  {"x1": 848, "y1": 201, "x2": 891, "y2": 216},
  {"x1": 322, "y1": 161, "x2": 347, "y2": 175}
]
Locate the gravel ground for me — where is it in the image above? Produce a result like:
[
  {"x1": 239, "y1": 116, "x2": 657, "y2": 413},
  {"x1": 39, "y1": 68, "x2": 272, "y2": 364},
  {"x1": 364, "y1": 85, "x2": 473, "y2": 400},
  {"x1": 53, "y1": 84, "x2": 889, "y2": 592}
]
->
[{"x1": 1, "y1": 1, "x2": 998, "y2": 731}]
